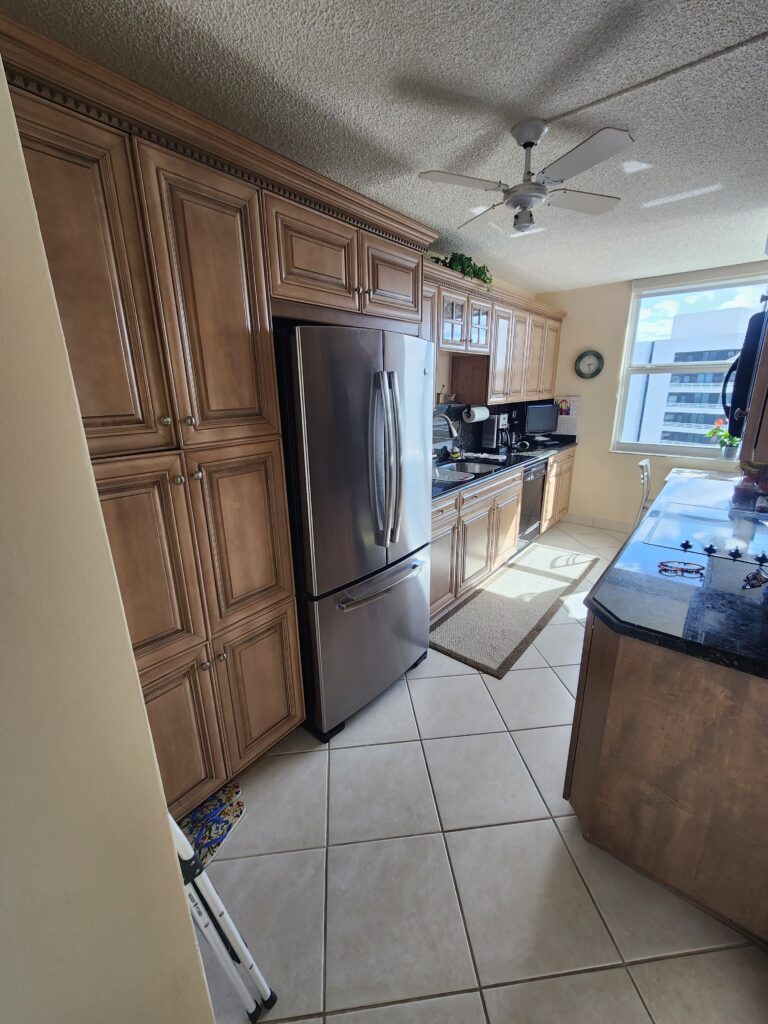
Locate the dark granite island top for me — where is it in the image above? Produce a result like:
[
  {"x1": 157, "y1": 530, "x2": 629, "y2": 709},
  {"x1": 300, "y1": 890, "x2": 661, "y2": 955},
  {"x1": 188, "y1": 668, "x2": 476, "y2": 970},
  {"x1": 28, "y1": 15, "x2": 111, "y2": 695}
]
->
[{"x1": 586, "y1": 469, "x2": 768, "y2": 680}]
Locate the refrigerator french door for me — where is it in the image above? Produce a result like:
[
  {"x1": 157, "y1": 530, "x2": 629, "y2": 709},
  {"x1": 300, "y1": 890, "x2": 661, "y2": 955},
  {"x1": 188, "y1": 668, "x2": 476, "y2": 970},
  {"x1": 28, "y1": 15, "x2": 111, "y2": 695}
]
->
[{"x1": 291, "y1": 326, "x2": 433, "y2": 738}]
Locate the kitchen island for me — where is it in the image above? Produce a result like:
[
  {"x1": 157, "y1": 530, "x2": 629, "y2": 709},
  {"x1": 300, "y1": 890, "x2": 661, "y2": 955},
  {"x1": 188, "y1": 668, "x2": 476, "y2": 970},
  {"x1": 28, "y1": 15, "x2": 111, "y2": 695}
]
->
[{"x1": 565, "y1": 469, "x2": 768, "y2": 942}]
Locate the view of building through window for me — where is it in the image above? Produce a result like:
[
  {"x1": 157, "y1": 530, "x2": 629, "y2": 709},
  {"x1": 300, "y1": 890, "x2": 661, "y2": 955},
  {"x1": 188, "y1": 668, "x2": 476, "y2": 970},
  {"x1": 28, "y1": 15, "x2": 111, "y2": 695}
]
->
[{"x1": 616, "y1": 280, "x2": 766, "y2": 453}]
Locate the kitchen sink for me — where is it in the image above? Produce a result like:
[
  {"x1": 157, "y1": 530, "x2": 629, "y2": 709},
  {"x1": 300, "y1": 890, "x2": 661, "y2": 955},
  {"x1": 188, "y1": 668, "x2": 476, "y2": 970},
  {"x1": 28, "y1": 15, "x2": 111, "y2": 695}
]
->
[
  {"x1": 451, "y1": 461, "x2": 496, "y2": 475},
  {"x1": 432, "y1": 466, "x2": 474, "y2": 482}
]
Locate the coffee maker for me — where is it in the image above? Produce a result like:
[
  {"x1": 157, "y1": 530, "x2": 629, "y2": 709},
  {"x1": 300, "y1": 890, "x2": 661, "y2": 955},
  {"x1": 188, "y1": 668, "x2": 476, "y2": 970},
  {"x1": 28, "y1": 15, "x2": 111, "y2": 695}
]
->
[{"x1": 482, "y1": 413, "x2": 511, "y2": 454}]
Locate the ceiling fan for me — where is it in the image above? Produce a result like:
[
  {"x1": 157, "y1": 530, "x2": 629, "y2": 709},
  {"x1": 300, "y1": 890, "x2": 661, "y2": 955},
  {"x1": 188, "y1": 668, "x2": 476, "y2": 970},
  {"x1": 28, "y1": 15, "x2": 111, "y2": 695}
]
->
[{"x1": 419, "y1": 119, "x2": 634, "y2": 233}]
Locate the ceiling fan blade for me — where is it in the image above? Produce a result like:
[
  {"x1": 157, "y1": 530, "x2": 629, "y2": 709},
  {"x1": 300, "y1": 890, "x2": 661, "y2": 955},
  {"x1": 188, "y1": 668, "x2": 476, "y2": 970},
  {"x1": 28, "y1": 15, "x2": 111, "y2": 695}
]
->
[
  {"x1": 457, "y1": 202, "x2": 506, "y2": 230},
  {"x1": 536, "y1": 127, "x2": 633, "y2": 184},
  {"x1": 548, "y1": 189, "x2": 620, "y2": 214},
  {"x1": 419, "y1": 170, "x2": 508, "y2": 191}
]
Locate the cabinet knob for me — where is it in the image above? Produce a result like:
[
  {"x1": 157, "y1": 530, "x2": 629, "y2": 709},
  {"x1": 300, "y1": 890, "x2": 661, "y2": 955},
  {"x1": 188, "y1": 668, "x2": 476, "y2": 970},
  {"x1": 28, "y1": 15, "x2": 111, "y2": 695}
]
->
[
  {"x1": 159, "y1": 415, "x2": 172, "y2": 426},
  {"x1": 366, "y1": 287, "x2": 373, "y2": 297},
  {"x1": 200, "y1": 660, "x2": 211, "y2": 671},
  {"x1": 190, "y1": 470, "x2": 203, "y2": 481},
  {"x1": 173, "y1": 474, "x2": 185, "y2": 485},
  {"x1": 216, "y1": 652, "x2": 228, "y2": 663},
  {"x1": 184, "y1": 415, "x2": 197, "y2": 428},
  {"x1": 354, "y1": 285, "x2": 363, "y2": 295}
]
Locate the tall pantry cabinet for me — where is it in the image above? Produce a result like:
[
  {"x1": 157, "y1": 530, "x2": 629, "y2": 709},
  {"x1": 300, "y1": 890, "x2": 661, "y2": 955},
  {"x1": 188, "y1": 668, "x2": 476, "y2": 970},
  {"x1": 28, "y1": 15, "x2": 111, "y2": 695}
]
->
[{"x1": 14, "y1": 90, "x2": 304, "y2": 817}]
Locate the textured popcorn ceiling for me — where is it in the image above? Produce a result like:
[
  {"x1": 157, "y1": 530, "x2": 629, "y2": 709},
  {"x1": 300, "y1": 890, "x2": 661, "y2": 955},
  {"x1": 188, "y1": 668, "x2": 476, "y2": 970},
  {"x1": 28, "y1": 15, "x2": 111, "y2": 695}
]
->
[{"x1": 3, "y1": 0, "x2": 768, "y2": 291}]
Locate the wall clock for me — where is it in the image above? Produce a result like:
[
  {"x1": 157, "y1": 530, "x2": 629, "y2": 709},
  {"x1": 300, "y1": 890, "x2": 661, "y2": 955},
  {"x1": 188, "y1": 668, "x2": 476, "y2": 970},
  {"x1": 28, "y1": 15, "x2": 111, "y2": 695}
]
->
[{"x1": 575, "y1": 350, "x2": 604, "y2": 379}]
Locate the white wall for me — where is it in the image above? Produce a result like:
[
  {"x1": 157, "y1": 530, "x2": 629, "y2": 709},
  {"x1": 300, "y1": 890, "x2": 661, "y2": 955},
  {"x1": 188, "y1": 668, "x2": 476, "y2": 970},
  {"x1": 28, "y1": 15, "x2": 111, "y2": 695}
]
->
[
  {"x1": 0, "y1": 65, "x2": 214, "y2": 1024},
  {"x1": 540, "y1": 261, "x2": 768, "y2": 530}
]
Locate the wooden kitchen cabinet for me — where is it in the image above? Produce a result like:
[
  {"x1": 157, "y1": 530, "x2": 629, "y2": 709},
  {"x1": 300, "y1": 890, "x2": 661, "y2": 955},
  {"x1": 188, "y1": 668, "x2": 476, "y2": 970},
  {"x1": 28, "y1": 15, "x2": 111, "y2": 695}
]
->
[
  {"x1": 493, "y1": 479, "x2": 523, "y2": 567},
  {"x1": 360, "y1": 232, "x2": 421, "y2": 321},
  {"x1": 14, "y1": 91, "x2": 175, "y2": 457},
  {"x1": 488, "y1": 305, "x2": 513, "y2": 403},
  {"x1": 135, "y1": 142, "x2": 280, "y2": 447},
  {"x1": 438, "y1": 287, "x2": 469, "y2": 351},
  {"x1": 539, "y1": 319, "x2": 561, "y2": 398},
  {"x1": 421, "y1": 282, "x2": 438, "y2": 344},
  {"x1": 93, "y1": 452, "x2": 207, "y2": 671},
  {"x1": 467, "y1": 295, "x2": 492, "y2": 353},
  {"x1": 141, "y1": 644, "x2": 228, "y2": 818},
  {"x1": 213, "y1": 599, "x2": 304, "y2": 773},
  {"x1": 184, "y1": 440, "x2": 294, "y2": 635},
  {"x1": 430, "y1": 496, "x2": 459, "y2": 618},
  {"x1": 541, "y1": 448, "x2": 574, "y2": 532},
  {"x1": 525, "y1": 315, "x2": 546, "y2": 397},
  {"x1": 456, "y1": 493, "x2": 496, "y2": 594}
]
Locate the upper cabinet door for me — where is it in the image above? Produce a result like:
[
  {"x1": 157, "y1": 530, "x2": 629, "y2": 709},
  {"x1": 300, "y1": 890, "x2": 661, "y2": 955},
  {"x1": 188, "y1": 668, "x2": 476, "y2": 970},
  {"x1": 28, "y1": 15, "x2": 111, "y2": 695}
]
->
[
  {"x1": 525, "y1": 315, "x2": 546, "y2": 397},
  {"x1": 438, "y1": 288, "x2": 468, "y2": 351},
  {"x1": 539, "y1": 319, "x2": 561, "y2": 399},
  {"x1": 488, "y1": 305, "x2": 513, "y2": 404},
  {"x1": 421, "y1": 283, "x2": 438, "y2": 344},
  {"x1": 263, "y1": 193, "x2": 360, "y2": 310},
  {"x1": 360, "y1": 233, "x2": 421, "y2": 321},
  {"x1": 13, "y1": 92, "x2": 174, "y2": 457},
  {"x1": 467, "y1": 297, "x2": 492, "y2": 354},
  {"x1": 507, "y1": 309, "x2": 530, "y2": 402},
  {"x1": 93, "y1": 452, "x2": 207, "y2": 671},
  {"x1": 185, "y1": 440, "x2": 294, "y2": 634},
  {"x1": 135, "y1": 142, "x2": 279, "y2": 446}
]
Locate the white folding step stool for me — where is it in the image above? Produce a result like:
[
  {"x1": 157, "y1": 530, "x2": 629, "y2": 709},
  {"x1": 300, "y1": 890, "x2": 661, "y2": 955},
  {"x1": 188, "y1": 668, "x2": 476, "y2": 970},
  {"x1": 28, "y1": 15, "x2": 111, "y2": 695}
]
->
[{"x1": 169, "y1": 814, "x2": 277, "y2": 1022}]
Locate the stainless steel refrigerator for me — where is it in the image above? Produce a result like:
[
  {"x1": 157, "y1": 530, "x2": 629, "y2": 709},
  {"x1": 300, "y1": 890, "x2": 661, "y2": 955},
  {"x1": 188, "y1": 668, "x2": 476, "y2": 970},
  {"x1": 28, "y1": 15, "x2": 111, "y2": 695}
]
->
[{"x1": 288, "y1": 325, "x2": 433, "y2": 740}]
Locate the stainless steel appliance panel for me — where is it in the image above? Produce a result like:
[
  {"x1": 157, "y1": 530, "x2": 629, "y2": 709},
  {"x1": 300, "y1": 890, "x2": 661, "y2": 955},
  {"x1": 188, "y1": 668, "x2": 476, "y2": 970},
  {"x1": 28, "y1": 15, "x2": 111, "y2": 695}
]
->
[
  {"x1": 307, "y1": 550, "x2": 429, "y2": 731},
  {"x1": 294, "y1": 326, "x2": 387, "y2": 595},
  {"x1": 383, "y1": 332, "x2": 434, "y2": 565}
]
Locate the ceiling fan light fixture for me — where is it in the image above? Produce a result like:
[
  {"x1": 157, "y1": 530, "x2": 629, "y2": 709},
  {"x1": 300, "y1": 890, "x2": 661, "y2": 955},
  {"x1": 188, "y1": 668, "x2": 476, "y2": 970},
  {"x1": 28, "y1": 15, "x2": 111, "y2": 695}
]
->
[{"x1": 513, "y1": 209, "x2": 536, "y2": 232}]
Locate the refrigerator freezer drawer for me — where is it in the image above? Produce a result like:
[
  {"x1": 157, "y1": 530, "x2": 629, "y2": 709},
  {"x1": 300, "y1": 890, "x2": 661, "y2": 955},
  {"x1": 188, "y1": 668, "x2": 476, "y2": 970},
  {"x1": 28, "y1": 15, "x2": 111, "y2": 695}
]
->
[{"x1": 307, "y1": 549, "x2": 430, "y2": 733}]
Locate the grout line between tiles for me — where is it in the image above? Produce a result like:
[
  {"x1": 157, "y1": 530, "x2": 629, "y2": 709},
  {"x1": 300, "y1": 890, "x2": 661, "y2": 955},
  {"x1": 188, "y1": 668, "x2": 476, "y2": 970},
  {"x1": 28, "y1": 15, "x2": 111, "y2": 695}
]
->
[{"x1": 321, "y1": 746, "x2": 330, "y2": 1022}]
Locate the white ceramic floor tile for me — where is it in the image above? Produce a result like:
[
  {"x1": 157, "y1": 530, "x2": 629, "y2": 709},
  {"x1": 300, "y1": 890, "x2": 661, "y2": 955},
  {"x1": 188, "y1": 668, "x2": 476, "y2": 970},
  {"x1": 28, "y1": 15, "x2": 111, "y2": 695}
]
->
[
  {"x1": 217, "y1": 750, "x2": 327, "y2": 858},
  {"x1": 329, "y1": 741, "x2": 439, "y2": 844},
  {"x1": 447, "y1": 821, "x2": 619, "y2": 985},
  {"x1": 512, "y1": 725, "x2": 574, "y2": 816},
  {"x1": 553, "y1": 664, "x2": 581, "y2": 697},
  {"x1": 267, "y1": 725, "x2": 326, "y2": 755},
  {"x1": 330, "y1": 677, "x2": 419, "y2": 748},
  {"x1": 410, "y1": 649, "x2": 478, "y2": 679},
  {"x1": 326, "y1": 834, "x2": 476, "y2": 1010},
  {"x1": 532, "y1": 622, "x2": 585, "y2": 666},
  {"x1": 408, "y1": 673, "x2": 504, "y2": 738},
  {"x1": 630, "y1": 946, "x2": 768, "y2": 1024},
  {"x1": 483, "y1": 666, "x2": 575, "y2": 730},
  {"x1": 424, "y1": 733, "x2": 547, "y2": 830},
  {"x1": 505, "y1": 643, "x2": 548, "y2": 671},
  {"x1": 332, "y1": 991, "x2": 486, "y2": 1024},
  {"x1": 558, "y1": 816, "x2": 743, "y2": 959},
  {"x1": 484, "y1": 967, "x2": 650, "y2": 1024},
  {"x1": 202, "y1": 849, "x2": 325, "y2": 1022}
]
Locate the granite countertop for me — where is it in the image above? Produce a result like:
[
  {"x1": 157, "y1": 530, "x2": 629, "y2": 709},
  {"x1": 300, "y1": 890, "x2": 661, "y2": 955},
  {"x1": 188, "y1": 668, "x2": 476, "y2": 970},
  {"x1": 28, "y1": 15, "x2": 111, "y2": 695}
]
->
[
  {"x1": 586, "y1": 469, "x2": 768, "y2": 679},
  {"x1": 431, "y1": 437, "x2": 577, "y2": 499}
]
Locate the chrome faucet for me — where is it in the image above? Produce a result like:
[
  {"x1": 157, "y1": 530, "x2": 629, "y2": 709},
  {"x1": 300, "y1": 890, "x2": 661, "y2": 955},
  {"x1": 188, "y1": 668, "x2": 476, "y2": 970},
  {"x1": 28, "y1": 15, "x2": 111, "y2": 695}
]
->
[{"x1": 432, "y1": 412, "x2": 458, "y2": 439}]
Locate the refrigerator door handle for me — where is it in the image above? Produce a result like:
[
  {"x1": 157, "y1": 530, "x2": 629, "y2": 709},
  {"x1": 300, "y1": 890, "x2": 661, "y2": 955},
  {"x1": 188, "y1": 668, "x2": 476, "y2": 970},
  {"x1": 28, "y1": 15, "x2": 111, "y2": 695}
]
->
[
  {"x1": 369, "y1": 372, "x2": 388, "y2": 546},
  {"x1": 381, "y1": 370, "x2": 396, "y2": 546},
  {"x1": 388, "y1": 370, "x2": 404, "y2": 544},
  {"x1": 336, "y1": 558, "x2": 426, "y2": 612}
]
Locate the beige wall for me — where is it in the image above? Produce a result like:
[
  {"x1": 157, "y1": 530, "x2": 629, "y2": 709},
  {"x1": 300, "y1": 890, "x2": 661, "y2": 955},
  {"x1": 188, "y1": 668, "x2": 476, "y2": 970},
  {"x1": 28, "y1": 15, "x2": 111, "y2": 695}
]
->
[
  {"x1": 0, "y1": 66, "x2": 213, "y2": 1024},
  {"x1": 541, "y1": 262, "x2": 768, "y2": 530}
]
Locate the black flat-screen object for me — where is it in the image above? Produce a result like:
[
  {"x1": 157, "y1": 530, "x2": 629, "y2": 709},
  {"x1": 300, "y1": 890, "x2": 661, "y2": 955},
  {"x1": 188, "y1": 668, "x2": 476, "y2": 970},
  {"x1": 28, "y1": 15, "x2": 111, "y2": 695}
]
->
[{"x1": 525, "y1": 402, "x2": 558, "y2": 434}]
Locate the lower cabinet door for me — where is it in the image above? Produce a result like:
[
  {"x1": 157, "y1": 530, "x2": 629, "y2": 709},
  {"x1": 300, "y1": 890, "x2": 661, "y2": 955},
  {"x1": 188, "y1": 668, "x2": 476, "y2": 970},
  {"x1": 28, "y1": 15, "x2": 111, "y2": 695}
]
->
[
  {"x1": 457, "y1": 497, "x2": 495, "y2": 594},
  {"x1": 213, "y1": 599, "x2": 304, "y2": 773},
  {"x1": 430, "y1": 513, "x2": 458, "y2": 618},
  {"x1": 494, "y1": 483, "x2": 522, "y2": 568},
  {"x1": 142, "y1": 644, "x2": 228, "y2": 819},
  {"x1": 556, "y1": 460, "x2": 574, "y2": 520},
  {"x1": 541, "y1": 466, "x2": 559, "y2": 533}
]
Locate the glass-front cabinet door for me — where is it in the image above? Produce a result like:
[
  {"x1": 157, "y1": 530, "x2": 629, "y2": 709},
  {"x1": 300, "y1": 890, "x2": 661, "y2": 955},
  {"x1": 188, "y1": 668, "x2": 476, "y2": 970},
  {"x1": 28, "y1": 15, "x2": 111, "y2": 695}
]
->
[
  {"x1": 467, "y1": 297, "x2": 492, "y2": 353},
  {"x1": 438, "y1": 288, "x2": 468, "y2": 351}
]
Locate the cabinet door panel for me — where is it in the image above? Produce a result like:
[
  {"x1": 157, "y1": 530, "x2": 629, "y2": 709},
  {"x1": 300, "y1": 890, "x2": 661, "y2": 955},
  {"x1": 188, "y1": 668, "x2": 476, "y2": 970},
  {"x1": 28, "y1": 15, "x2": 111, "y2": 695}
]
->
[
  {"x1": 361, "y1": 233, "x2": 421, "y2": 320},
  {"x1": 14, "y1": 92, "x2": 174, "y2": 456},
  {"x1": 430, "y1": 513, "x2": 458, "y2": 618},
  {"x1": 457, "y1": 498, "x2": 495, "y2": 593},
  {"x1": 540, "y1": 319, "x2": 561, "y2": 398},
  {"x1": 494, "y1": 484, "x2": 522, "y2": 567},
  {"x1": 556, "y1": 460, "x2": 573, "y2": 520},
  {"x1": 214, "y1": 600, "x2": 304, "y2": 771},
  {"x1": 264, "y1": 193, "x2": 359, "y2": 310},
  {"x1": 525, "y1": 315, "x2": 546, "y2": 397},
  {"x1": 467, "y1": 297, "x2": 492, "y2": 353},
  {"x1": 422, "y1": 283, "x2": 438, "y2": 344},
  {"x1": 488, "y1": 305, "x2": 513, "y2": 404},
  {"x1": 508, "y1": 309, "x2": 529, "y2": 401},
  {"x1": 541, "y1": 465, "x2": 559, "y2": 534},
  {"x1": 438, "y1": 288, "x2": 468, "y2": 351},
  {"x1": 186, "y1": 440, "x2": 293, "y2": 634},
  {"x1": 136, "y1": 142, "x2": 279, "y2": 445},
  {"x1": 142, "y1": 645, "x2": 227, "y2": 818},
  {"x1": 94, "y1": 453, "x2": 207, "y2": 670}
]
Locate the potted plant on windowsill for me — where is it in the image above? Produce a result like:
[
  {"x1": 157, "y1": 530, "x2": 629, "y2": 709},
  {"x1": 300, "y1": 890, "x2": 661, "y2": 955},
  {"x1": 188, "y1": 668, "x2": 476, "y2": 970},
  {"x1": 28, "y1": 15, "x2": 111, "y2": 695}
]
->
[{"x1": 706, "y1": 419, "x2": 740, "y2": 459}]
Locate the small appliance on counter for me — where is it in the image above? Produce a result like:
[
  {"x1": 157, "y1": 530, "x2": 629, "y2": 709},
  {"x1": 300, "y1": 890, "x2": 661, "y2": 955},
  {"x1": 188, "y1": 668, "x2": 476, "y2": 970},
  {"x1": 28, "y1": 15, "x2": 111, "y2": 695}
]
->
[{"x1": 482, "y1": 413, "x2": 511, "y2": 454}]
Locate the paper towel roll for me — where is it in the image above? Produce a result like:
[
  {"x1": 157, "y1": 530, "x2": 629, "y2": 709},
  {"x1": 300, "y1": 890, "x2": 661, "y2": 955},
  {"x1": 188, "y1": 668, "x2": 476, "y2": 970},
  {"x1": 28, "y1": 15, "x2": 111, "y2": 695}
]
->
[{"x1": 462, "y1": 405, "x2": 489, "y2": 423}]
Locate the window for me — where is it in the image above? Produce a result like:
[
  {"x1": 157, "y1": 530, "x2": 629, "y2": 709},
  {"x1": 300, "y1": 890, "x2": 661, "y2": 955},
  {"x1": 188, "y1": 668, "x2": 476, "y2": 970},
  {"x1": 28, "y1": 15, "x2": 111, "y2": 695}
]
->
[{"x1": 613, "y1": 276, "x2": 766, "y2": 457}]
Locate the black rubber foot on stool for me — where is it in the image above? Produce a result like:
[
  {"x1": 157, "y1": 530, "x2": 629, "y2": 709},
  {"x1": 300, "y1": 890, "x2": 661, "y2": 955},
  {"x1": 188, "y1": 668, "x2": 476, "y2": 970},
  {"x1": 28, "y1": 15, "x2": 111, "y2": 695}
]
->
[
  {"x1": 247, "y1": 1004, "x2": 261, "y2": 1022},
  {"x1": 263, "y1": 989, "x2": 278, "y2": 1009}
]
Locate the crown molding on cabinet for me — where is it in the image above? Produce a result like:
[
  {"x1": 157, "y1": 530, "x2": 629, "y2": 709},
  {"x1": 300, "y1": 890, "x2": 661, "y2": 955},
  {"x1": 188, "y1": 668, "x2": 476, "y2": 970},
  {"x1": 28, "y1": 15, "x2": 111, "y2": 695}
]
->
[
  {"x1": 0, "y1": 14, "x2": 439, "y2": 253},
  {"x1": 424, "y1": 262, "x2": 565, "y2": 320}
]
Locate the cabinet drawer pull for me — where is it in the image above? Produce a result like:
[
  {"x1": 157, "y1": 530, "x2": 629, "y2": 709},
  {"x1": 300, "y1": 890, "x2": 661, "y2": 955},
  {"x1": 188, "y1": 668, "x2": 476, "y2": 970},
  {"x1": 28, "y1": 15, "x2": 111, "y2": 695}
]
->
[
  {"x1": 463, "y1": 492, "x2": 479, "y2": 502},
  {"x1": 216, "y1": 652, "x2": 228, "y2": 663},
  {"x1": 190, "y1": 470, "x2": 203, "y2": 481},
  {"x1": 184, "y1": 415, "x2": 197, "y2": 427},
  {"x1": 159, "y1": 415, "x2": 172, "y2": 426},
  {"x1": 173, "y1": 474, "x2": 185, "y2": 485},
  {"x1": 200, "y1": 660, "x2": 211, "y2": 671}
]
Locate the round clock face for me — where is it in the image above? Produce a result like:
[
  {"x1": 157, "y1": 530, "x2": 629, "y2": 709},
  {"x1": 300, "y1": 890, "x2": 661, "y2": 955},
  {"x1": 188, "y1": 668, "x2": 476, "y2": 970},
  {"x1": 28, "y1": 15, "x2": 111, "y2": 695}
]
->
[{"x1": 575, "y1": 349, "x2": 604, "y2": 379}]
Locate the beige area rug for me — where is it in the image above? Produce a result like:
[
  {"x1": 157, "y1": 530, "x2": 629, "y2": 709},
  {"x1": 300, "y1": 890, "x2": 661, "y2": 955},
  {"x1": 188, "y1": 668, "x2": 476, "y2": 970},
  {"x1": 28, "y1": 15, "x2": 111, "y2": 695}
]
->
[{"x1": 430, "y1": 541, "x2": 597, "y2": 678}]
